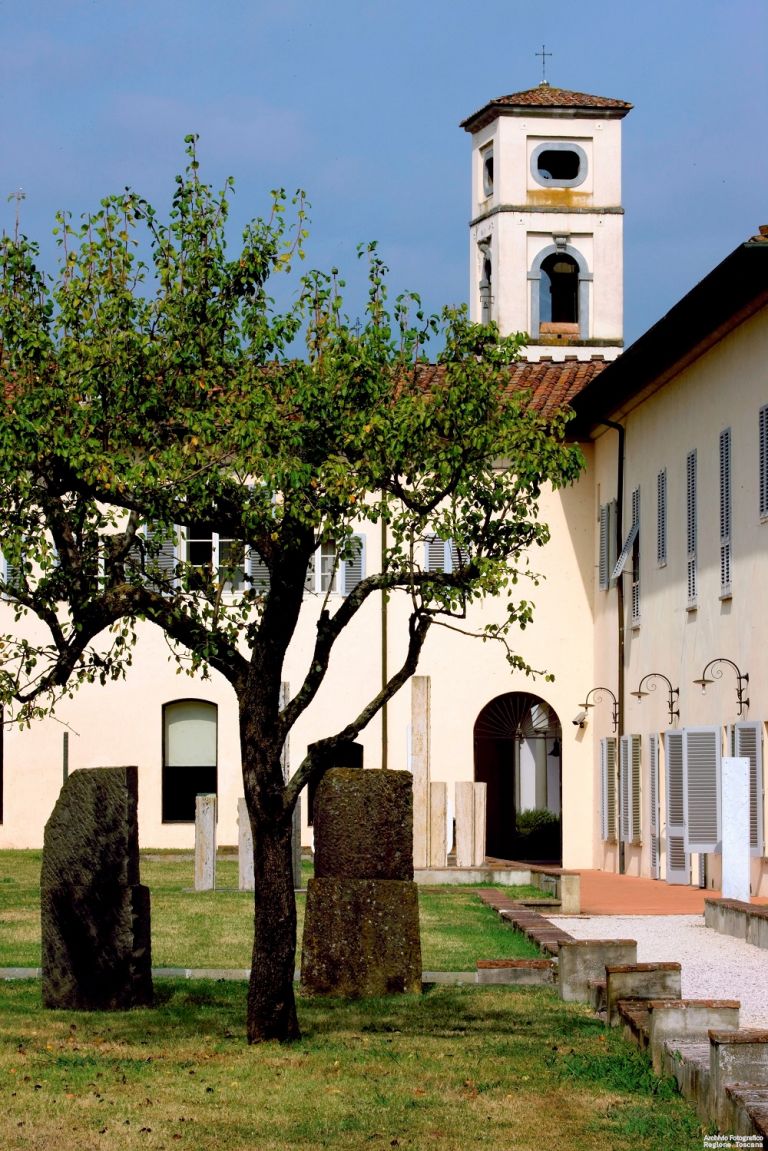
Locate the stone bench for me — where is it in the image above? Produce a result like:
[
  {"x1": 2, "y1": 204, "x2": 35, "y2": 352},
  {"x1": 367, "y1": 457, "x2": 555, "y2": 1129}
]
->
[
  {"x1": 475, "y1": 958, "x2": 556, "y2": 985},
  {"x1": 724, "y1": 1083, "x2": 768, "y2": 1143},
  {"x1": 710, "y1": 1029, "x2": 768, "y2": 1131},
  {"x1": 705, "y1": 898, "x2": 768, "y2": 950},
  {"x1": 605, "y1": 962, "x2": 682, "y2": 1026},
  {"x1": 647, "y1": 1000, "x2": 740, "y2": 1076},
  {"x1": 557, "y1": 939, "x2": 637, "y2": 1003}
]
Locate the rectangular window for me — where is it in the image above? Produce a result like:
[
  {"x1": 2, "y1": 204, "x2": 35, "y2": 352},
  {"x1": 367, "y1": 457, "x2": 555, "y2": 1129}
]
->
[
  {"x1": 760, "y1": 404, "x2": 768, "y2": 520},
  {"x1": 686, "y1": 450, "x2": 697, "y2": 607},
  {"x1": 162, "y1": 700, "x2": 218, "y2": 823},
  {"x1": 656, "y1": 468, "x2": 667, "y2": 567},
  {"x1": 683, "y1": 726, "x2": 721, "y2": 854},
  {"x1": 309, "y1": 536, "x2": 365, "y2": 596},
  {"x1": 185, "y1": 524, "x2": 245, "y2": 592},
  {"x1": 424, "y1": 535, "x2": 467, "y2": 574},
  {"x1": 719, "y1": 428, "x2": 732, "y2": 597}
]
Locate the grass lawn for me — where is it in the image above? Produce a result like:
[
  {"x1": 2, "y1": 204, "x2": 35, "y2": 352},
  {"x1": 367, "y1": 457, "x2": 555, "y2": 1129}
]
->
[
  {"x1": 0, "y1": 851, "x2": 542, "y2": 970},
  {"x1": 0, "y1": 853, "x2": 708, "y2": 1148},
  {"x1": 0, "y1": 981, "x2": 706, "y2": 1151}
]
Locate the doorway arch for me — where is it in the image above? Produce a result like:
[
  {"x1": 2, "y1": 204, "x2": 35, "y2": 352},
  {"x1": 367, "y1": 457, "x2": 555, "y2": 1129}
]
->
[{"x1": 473, "y1": 692, "x2": 562, "y2": 863}]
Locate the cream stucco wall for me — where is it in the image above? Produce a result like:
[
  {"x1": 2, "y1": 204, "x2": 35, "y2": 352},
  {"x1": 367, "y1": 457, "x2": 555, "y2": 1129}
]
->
[{"x1": 591, "y1": 304, "x2": 768, "y2": 893}]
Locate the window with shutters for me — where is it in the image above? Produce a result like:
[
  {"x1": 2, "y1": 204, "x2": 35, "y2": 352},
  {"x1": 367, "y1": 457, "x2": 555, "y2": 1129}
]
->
[
  {"x1": 760, "y1": 405, "x2": 768, "y2": 521},
  {"x1": 162, "y1": 699, "x2": 217, "y2": 823},
  {"x1": 424, "y1": 535, "x2": 467, "y2": 574},
  {"x1": 657, "y1": 468, "x2": 667, "y2": 567},
  {"x1": 610, "y1": 487, "x2": 640, "y2": 624},
  {"x1": 620, "y1": 734, "x2": 642, "y2": 844},
  {"x1": 734, "y1": 722, "x2": 765, "y2": 857},
  {"x1": 600, "y1": 736, "x2": 617, "y2": 841},
  {"x1": 686, "y1": 450, "x2": 697, "y2": 608},
  {"x1": 665, "y1": 729, "x2": 689, "y2": 884},
  {"x1": 309, "y1": 535, "x2": 365, "y2": 596},
  {"x1": 0, "y1": 549, "x2": 24, "y2": 597},
  {"x1": 598, "y1": 499, "x2": 617, "y2": 591},
  {"x1": 683, "y1": 726, "x2": 721, "y2": 854},
  {"x1": 719, "y1": 428, "x2": 732, "y2": 598}
]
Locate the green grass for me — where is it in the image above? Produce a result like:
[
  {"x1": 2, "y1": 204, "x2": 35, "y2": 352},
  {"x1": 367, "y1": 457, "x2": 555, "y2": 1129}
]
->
[
  {"x1": 0, "y1": 980, "x2": 706, "y2": 1151},
  {"x1": 0, "y1": 851, "x2": 541, "y2": 970}
]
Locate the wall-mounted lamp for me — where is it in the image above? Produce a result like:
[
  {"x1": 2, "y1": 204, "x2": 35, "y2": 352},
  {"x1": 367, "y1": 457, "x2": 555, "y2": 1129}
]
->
[
  {"x1": 630, "y1": 672, "x2": 679, "y2": 725},
  {"x1": 578, "y1": 687, "x2": 619, "y2": 733},
  {"x1": 692, "y1": 657, "x2": 749, "y2": 717}
]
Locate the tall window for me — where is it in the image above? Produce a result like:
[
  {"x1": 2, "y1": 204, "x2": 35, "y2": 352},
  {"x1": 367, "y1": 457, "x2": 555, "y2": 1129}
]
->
[
  {"x1": 686, "y1": 450, "x2": 697, "y2": 607},
  {"x1": 719, "y1": 428, "x2": 732, "y2": 597},
  {"x1": 162, "y1": 700, "x2": 217, "y2": 822},
  {"x1": 656, "y1": 468, "x2": 667, "y2": 567},
  {"x1": 540, "y1": 252, "x2": 579, "y2": 328}
]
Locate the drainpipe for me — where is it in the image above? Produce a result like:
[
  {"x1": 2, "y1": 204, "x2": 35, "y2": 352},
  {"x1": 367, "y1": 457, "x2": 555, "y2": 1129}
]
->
[{"x1": 602, "y1": 418, "x2": 626, "y2": 874}]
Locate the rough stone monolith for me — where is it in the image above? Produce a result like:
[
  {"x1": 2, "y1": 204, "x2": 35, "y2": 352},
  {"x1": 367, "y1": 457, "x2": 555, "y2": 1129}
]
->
[{"x1": 41, "y1": 765, "x2": 152, "y2": 1010}]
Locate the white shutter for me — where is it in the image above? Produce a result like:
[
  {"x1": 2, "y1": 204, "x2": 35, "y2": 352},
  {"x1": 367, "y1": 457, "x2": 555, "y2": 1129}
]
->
[
  {"x1": 145, "y1": 524, "x2": 179, "y2": 589},
  {"x1": 686, "y1": 450, "x2": 697, "y2": 606},
  {"x1": 683, "y1": 726, "x2": 721, "y2": 854},
  {"x1": 760, "y1": 404, "x2": 768, "y2": 520},
  {"x1": 341, "y1": 534, "x2": 365, "y2": 595},
  {"x1": 611, "y1": 520, "x2": 638, "y2": 580},
  {"x1": 665, "y1": 730, "x2": 689, "y2": 884},
  {"x1": 735, "y1": 721, "x2": 764, "y2": 857},
  {"x1": 247, "y1": 549, "x2": 270, "y2": 593},
  {"x1": 619, "y1": 734, "x2": 641, "y2": 844},
  {"x1": 0, "y1": 549, "x2": 23, "y2": 596},
  {"x1": 425, "y1": 536, "x2": 447, "y2": 573},
  {"x1": 656, "y1": 469, "x2": 667, "y2": 567},
  {"x1": 600, "y1": 736, "x2": 617, "y2": 841},
  {"x1": 598, "y1": 503, "x2": 610, "y2": 589},
  {"x1": 649, "y1": 734, "x2": 660, "y2": 878},
  {"x1": 719, "y1": 428, "x2": 732, "y2": 596},
  {"x1": 304, "y1": 550, "x2": 316, "y2": 594}
]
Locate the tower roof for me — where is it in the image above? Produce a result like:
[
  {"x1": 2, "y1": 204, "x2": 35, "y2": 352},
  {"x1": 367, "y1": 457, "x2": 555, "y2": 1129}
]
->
[{"x1": 461, "y1": 84, "x2": 633, "y2": 133}]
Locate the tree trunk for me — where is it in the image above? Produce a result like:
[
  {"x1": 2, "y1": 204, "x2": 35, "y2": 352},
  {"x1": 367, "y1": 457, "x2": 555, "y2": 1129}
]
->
[{"x1": 246, "y1": 805, "x2": 300, "y2": 1042}]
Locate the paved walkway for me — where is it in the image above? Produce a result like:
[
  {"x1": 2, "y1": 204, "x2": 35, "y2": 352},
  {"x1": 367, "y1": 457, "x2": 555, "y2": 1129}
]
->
[{"x1": 574, "y1": 870, "x2": 768, "y2": 915}]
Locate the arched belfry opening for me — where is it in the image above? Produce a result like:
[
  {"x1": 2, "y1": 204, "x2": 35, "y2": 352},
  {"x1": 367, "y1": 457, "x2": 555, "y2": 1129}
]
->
[
  {"x1": 540, "y1": 251, "x2": 579, "y2": 327},
  {"x1": 473, "y1": 692, "x2": 562, "y2": 863}
]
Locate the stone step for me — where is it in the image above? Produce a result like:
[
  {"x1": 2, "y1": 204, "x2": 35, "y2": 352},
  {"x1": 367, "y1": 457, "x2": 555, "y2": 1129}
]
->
[
  {"x1": 724, "y1": 1083, "x2": 768, "y2": 1143},
  {"x1": 588, "y1": 978, "x2": 606, "y2": 1013},
  {"x1": 617, "y1": 999, "x2": 651, "y2": 1048},
  {"x1": 475, "y1": 958, "x2": 556, "y2": 985},
  {"x1": 710, "y1": 1029, "x2": 768, "y2": 1131},
  {"x1": 647, "y1": 999, "x2": 741, "y2": 1076},
  {"x1": 662, "y1": 1041, "x2": 712, "y2": 1121},
  {"x1": 605, "y1": 962, "x2": 682, "y2": 1026},
  {"x1": 557, "y1": 939, "x2": 638, "y2": 1003}
]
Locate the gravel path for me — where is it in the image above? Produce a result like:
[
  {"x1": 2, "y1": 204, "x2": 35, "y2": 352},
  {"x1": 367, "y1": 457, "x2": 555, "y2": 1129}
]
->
[{"x1": 549, "y1": 914, "x2": 768, "y2": 1030}]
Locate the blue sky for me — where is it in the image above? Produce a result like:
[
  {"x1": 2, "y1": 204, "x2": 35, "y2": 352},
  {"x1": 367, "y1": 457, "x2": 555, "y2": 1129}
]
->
[{"x1": 1, "y1": 0, "x2": 765, "y2": 347}]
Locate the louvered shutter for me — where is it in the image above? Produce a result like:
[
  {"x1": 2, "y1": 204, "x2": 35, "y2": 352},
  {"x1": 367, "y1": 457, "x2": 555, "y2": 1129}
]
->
[
  {"x1": 425, "y1": 536, "x2": 447, "y2": 573},
  {"x1": 619, "y1": 735, "x2": 641, "y2": 844},
  {"x1": 0, "y1": 549, "x2": 23, "y2": 595},
  {"x1": 600, "y1": 736, "x2": 617, "y2": 841},
  {"x1": 686, "y1": 450, "x2": 697, "y2": 606},
  {"x1": 649, "y1": 734, "x2": 659, "y2": 878},
  {"x1": 145, "y1": 524, "x2": 179, "y2": 589},
  {"x1": 656, "y1": 469, "x2": 667, "y2": 567},
  {"x1": 448, "y1": 540, "x2": 467, "y2": 573},
  {"x1": 719, "y1": 428, "x2": 732, "y2": 596},
  {"x1": 665, "y1": 730, "x2": 689, "y2": 884},
  {"x1": 247, "y1": 549, "x2": 270, "y2": 593},
  {"x1": 341, "y1": 534, "x2": 365, "y2": 595},
  {"x1": 735, "y1": 722, "x2": 764, "y2": 857},
  {"x1": 683, "y1": 726, "x2": 721, "y2": 854},
  {"x1": 760, "y1": 405, "x2": 768, "y2": 520},
  {"x1": 304, "y1": 551, "x2": 316, "y2": 594},
  {"x1": 598, "y1": 504, "x2": 610, "y2": 589}
]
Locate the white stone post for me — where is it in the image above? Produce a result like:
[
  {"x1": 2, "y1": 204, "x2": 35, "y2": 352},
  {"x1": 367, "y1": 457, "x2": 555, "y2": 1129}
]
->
[
  {"x1": 411, "y1": 676, "x2": 430, "y2": 868},
  {"x1": 473, "y1": 781, "x2": 487, "y2": 866},
  {"x1": 238, "y1": 797, "x2": 254, "y2": 891},
  {"x1": 194, "y1": 793, "x2": 217, "y2": 891},
  {"x1": 429, "y1": 782, "x2": 448, "y2": 867},
  {"x1": 455, "y1": 781, "x2": 475, "y2": 867},
  {"x1": 722, "y1": 756, "x2": 750, "y2": 902}
]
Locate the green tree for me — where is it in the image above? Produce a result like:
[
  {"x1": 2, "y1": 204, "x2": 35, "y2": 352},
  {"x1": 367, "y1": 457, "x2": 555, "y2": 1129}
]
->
[{"x1": 0, "y1": 141, "x2": 582, "y2": 1042}]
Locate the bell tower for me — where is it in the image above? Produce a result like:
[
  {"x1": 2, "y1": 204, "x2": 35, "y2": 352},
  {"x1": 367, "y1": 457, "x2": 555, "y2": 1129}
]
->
[{"x1": 461, "y1": 84, "x2": 632, "y2": 362}]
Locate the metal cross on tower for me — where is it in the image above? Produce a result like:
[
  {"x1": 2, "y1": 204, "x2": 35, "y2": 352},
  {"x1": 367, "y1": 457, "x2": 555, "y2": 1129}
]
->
[{"x1": 535, "y1": 44, "x2": 552, "y2": 85}]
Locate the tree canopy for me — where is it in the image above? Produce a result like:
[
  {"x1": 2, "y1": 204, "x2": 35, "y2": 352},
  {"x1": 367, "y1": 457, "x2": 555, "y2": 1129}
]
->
[{"x1": 0, "y1": 139, "x2": 583, "y2": 1040}]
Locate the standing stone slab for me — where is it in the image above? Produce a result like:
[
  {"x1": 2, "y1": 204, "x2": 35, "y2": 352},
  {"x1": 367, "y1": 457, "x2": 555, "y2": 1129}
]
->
[
  {"x1": 411, "y1": 676, "x2": 430, "y2": 869},
  {"x1": 41, "y1": 765, "x2": 152, "y2": 1010},
  {"x1": 301, "y1": 768, "x2": 422, "y2": 998},
  {"x1": 238, "y1": 798, "x2": 254, "y2": 891},
  {"x1": 195, "y1": 793, "x2": 217, "y2": 891}
]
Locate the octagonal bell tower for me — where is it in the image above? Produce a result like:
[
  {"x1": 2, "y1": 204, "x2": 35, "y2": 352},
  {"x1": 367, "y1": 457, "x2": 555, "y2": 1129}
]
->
[{"x1": 461, "y1": 83, "x2": 632, "y2": 362}]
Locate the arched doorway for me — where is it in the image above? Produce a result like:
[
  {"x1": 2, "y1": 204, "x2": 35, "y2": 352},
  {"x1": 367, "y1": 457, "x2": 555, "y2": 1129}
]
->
[{"x1": 473, "y1": 692, "x2": 562, "y2": 863}]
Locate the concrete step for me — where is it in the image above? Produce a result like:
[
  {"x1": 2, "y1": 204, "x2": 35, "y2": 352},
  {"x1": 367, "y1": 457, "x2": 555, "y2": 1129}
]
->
[
  {"x1": 617, "y1": 999, "x2": 651, "y2": 1048},
  {"x1": 475, "y1": 958, "x2": 556, "y2": 985},
  {"x1": 558, "y1": 939, "x2": 637, "y2": 1003},
  {"x1": 724, "y1": 1083, "x2": 768, "y2": 1143},
  {"x1": 605, "y1": 961, "x2": 682, "y2": 1025}
]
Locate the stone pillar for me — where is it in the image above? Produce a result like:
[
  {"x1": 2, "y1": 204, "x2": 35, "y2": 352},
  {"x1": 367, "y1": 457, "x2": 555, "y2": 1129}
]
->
[
  {"x1": 473, "y1": 781, "x2": 487, "y2": 866},
  {"x1": 411, "y1": 676, "x2": 430, "y2": 868},
  {"x1": 722, "y1": 756, "x2": 751, "y2": 902},
  {"x1": 455, "y1": 781, "x2": 487, "y2": 867},
  {"x1": 238, "y1": 798, "x2": 254, "y2": 891},
  {"x1": 301, "y1": 769, "x2": 422, "y2": 997},
  {"x1": 195, "y1": 794, "x2": 216, "y2": 891},
  {"x1": 429, "y1": 782, "x2": 447, "y2": 867},
  {"x1": 41, "y1": 765, "x2": 152, "y2": 1010}
]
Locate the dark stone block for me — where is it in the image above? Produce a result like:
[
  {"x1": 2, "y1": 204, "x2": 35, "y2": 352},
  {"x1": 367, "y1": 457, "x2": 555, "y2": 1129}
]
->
[
  {"x1": 313, "y1": 768, "x2": 414, "y2": 880},
  {"x1": 41, "y1": 766, "x2": 153, "y2": 1010},
  {"x1": 300, "y1": 877, "x2": 422, "y2": 997}
]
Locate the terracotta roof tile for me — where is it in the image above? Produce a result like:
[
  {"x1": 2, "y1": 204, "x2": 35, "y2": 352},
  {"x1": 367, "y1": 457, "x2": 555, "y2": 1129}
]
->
[
  {"x1": 412, "y1": 358, "x2": 607, "y2": 419},
  {"x1": 461, "y1": 84, "x2": 632, "y2": 132}
]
